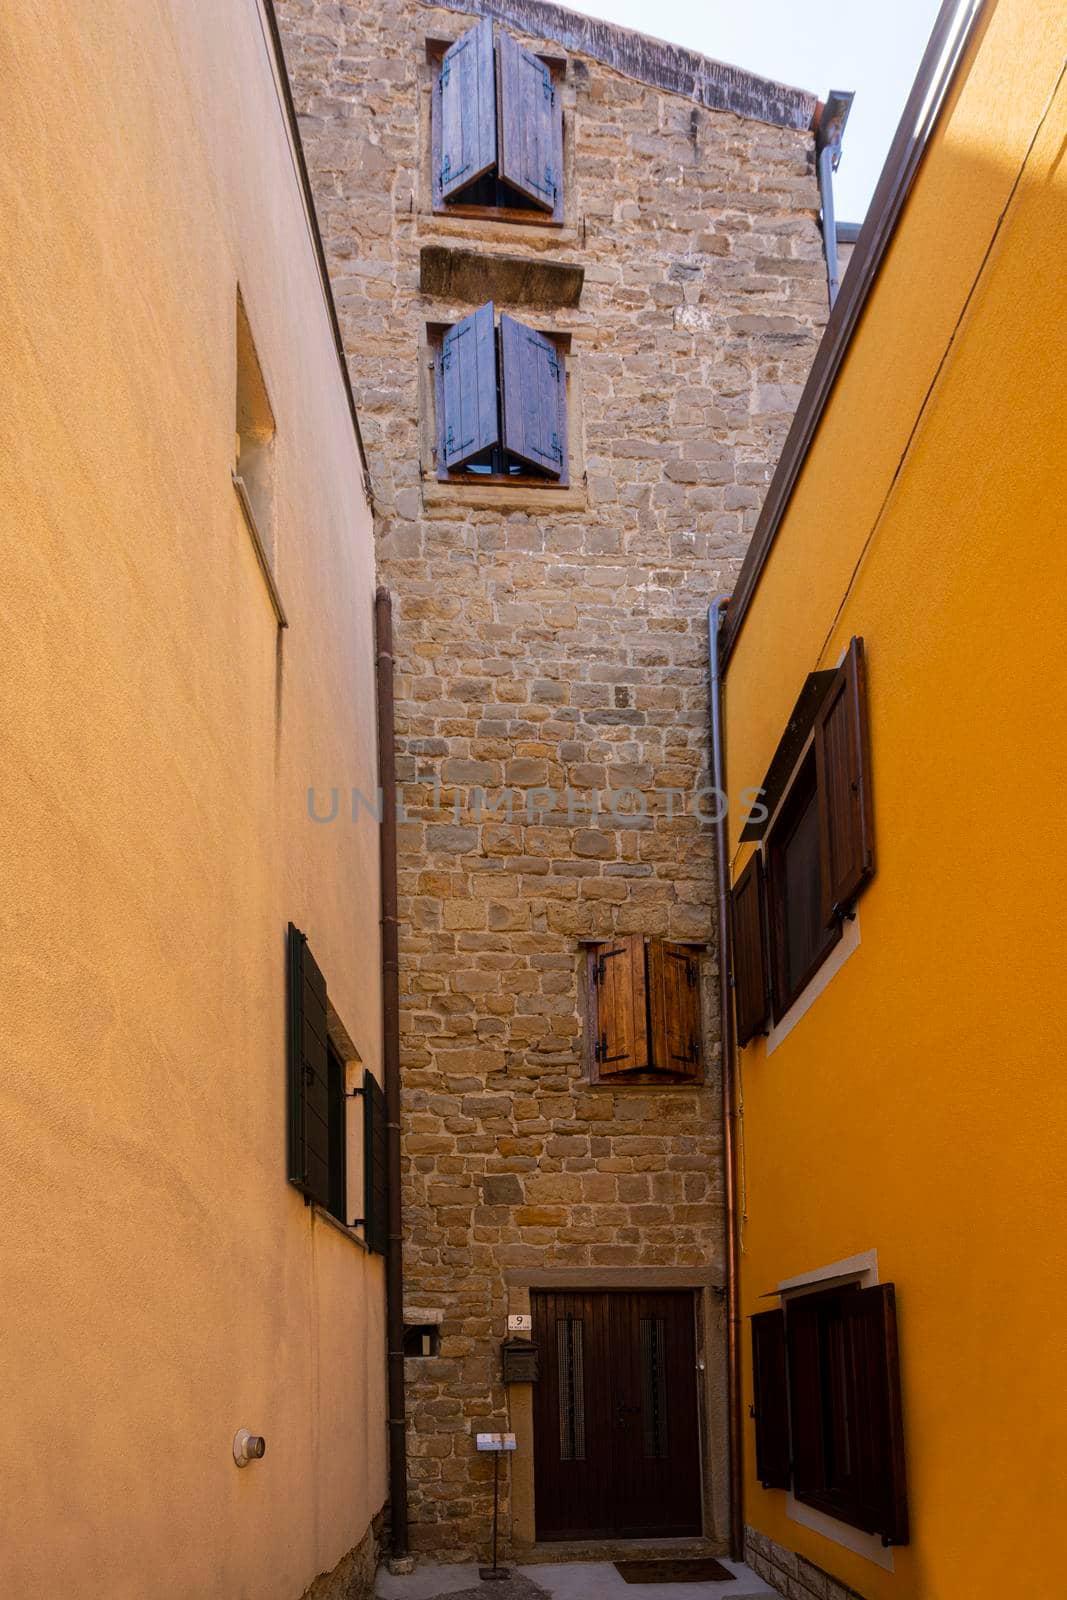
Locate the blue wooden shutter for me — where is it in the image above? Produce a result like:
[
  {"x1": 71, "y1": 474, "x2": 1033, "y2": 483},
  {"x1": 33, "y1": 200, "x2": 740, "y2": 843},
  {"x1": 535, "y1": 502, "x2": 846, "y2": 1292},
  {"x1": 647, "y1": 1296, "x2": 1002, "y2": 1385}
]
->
[
  {"x1": 499, "y1": 312, "x2": 565, "y2": 479},
  {"x1": 496, "y1": 29, "x2": 562, "y2": 214},
  {"x1": 440, "y1": 301, "x2": 499, "y2": 470},
  {"x1": 439, "y1": 18, "x2": 497, "y2": 201},
  {"x1": 286, "y1": 923, "x2": 331, "y2": 1208},
  {"x1": 362, "y1": 1070, "x2": 388, "y2": 1256}
]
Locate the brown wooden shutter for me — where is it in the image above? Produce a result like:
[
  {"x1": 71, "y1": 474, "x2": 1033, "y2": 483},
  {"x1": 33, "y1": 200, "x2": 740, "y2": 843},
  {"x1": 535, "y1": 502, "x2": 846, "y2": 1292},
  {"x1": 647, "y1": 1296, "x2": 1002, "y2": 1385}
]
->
[
  {"x1": 751, "y1": 1310, "x2": 791, "y2": 1489},
  {"x1": 591, "y1": 934, "x2": 647, "y2": 1076},
  {"x1": 499, "y1": 313, "x2": 566, "y2": 479},
  {"x1": 730, "y1": 853, "x2": 770, "y2": 1046},
  {"x1": 287, "y1": 922, "x2": 331, "y2": 1209},
  {"x1": 440, "y1": 301, "x2": 499, "y2": 470},
  {"x1": 844, "y1": 1284, "x2": 909, "y2": 1546},
  {"x1": 439, "y1": 18, "x2": 497, "y2": 201},
  {"x1": 361, "y1": 1070, "x2": 389, "y2": 1256},
  {"x1": 648, "y1": 941, "x2": 701, "y2": 1078},
  {"x1": 785, "y1": 1292, "x2": 826, "y2": 1510},
  {"x1": 815, "y1": 636, "x2": 874, "y2": 925},
  {"x1": 496, "y1": 29, "x2": 563, "y2": 214}
]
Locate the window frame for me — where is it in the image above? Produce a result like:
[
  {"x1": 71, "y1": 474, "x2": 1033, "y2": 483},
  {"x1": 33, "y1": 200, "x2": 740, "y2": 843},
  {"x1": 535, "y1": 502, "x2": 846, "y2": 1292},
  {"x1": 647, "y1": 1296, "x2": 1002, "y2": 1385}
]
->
[
  {"x1": 428, "y1": 317, "x2": 572, "y2": 488},
  {"x1": 428, "y1": 36, "x2": 567, "y2": 227}
]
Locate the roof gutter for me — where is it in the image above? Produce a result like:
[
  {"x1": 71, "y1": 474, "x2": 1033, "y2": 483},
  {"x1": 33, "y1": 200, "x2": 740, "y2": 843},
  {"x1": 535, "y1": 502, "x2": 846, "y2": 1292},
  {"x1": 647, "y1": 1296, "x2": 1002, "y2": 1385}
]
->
[{"x1": 720, "y1": 0, "x2": 991, "y2": 666}]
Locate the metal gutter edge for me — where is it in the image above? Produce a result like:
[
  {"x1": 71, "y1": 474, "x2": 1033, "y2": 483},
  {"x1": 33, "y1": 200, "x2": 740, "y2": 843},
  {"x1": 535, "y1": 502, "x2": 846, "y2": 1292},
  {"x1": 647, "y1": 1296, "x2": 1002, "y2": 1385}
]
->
[
  {"x1": 708, "y1": 595, "x2": 743, "y2": 1562},
  {"x1": 720, "y1": 0, "x2": 991, "y2": 666},
  {"x1": 262, "y1": 0, "x2": 371, "y2": 488}
]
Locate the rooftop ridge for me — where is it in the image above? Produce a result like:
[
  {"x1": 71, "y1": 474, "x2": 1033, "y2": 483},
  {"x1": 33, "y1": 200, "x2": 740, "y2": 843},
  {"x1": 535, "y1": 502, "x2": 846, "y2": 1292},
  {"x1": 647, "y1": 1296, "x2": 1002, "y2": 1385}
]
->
[{"x1": 422, "y1": 0, "x2": 818, "y2": 130}]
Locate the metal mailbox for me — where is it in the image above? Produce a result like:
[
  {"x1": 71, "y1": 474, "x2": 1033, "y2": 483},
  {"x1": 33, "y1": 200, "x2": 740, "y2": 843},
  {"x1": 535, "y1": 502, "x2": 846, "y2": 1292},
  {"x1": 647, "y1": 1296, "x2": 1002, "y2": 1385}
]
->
[{"x1": 501, "y1": 1336, "x2": 539, "y2": 1384}]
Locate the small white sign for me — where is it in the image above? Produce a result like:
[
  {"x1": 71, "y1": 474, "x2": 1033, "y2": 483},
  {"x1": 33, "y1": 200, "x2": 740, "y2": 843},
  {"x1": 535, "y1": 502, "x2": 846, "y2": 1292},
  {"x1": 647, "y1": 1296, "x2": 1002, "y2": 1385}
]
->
[
  {"x1": 476, "y1": 1432, "x2": 517, "y2": 1452},
  {"x1": 507, "y1": 1313, "x2": 532, "y2": 1333}
]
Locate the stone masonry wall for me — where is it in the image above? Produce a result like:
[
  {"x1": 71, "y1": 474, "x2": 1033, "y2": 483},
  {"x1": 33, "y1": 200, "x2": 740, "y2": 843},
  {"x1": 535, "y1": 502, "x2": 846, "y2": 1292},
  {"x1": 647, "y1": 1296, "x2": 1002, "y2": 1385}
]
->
[
  {"x1": 278, "y1": 0, "x2": 828, "y2": 1560},
  {"x1": 745, "y1": 1528, "x2": 871, "y2": 1600}
]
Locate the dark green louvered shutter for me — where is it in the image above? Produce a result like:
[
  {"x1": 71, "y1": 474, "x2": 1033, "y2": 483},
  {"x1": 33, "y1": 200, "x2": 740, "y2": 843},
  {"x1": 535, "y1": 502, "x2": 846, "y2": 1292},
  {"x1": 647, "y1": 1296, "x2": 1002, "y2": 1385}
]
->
[
  {"x1": 362, "y1": 1069, "x2": 388, "y2": 1256},
  {"x1": 499, "y1": 313, "x2": 566, "y2": 479},
  {"x1": 440, "y1": 301, "x2": 499, "y2": 471},
  {"x1": 439, "y1": 18, "x2": 497, "y2": 201},
  {"x1": 287, "y1": 923, "x2": 331, "y2": 1208},
  {"x1": 496, "y1": 29, "x2": 562, "y2": 214}
]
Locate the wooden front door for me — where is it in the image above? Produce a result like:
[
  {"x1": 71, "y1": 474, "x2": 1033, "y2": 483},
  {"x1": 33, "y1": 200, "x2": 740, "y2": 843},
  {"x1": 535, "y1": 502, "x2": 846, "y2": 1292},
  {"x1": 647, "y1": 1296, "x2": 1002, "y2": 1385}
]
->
[{"x1": 531, "y1": 1289, "x2": 703, "y2": 1540}]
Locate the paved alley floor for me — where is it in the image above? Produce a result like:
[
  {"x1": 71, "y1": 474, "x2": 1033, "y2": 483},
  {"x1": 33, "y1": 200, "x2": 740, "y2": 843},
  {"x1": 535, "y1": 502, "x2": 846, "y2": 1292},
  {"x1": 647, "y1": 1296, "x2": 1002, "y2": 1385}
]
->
[{"x1": 376, "y1": 1559, "x2": 776, "y2": 1600}]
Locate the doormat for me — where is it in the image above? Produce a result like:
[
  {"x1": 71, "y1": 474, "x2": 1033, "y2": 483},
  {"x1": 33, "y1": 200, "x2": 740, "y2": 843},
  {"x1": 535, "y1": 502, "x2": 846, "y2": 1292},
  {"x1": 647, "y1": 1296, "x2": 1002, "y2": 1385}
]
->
[{"x1": 615, "y1": 1559, "x2": 736, "y2": 1584}]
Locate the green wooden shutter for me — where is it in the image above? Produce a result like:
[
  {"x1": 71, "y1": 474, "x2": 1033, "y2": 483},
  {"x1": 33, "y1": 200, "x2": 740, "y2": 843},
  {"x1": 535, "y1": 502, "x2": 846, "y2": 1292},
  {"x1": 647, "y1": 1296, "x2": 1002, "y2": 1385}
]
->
[
  {"x1": 496, "y1": 29, "x2": 562, "y2": 214},
  {"x1": 730, "y1": 853, "x2": 770, "y2": 1046},
  {"x1": 440, "y1": 301, "x2": 499, "y2": 471},
  {"x1": 287, "y1": 922, "x2": 331, "y2": 1209},
  {"x1": 362, "y1": 1069, "x2": 388, "y2": 1256},
  {"x1": 499, "y1": 313, "x2": 566, "y2": 479},
  {"x1": 439, "y1": 18, "x2": 497, "y2": 201},
  {"x1": 751, "y1": 1310, "x2": 791, "y2": 1489},
  {"x1": 815, "y1": 636, "x2": 875, "y2": 925}
]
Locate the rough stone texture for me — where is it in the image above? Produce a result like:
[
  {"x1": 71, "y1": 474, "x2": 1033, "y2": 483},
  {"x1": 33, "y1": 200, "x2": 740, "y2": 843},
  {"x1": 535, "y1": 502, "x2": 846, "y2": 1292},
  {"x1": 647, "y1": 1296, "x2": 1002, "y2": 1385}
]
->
[
  {"x1": 301, "y1": 1512, "x2": 383, "y2": 1600},
  {"x1": 277, "y1": 0, "x2": 828, "y2": 1561},
  {"x1": 744, "y1": 1528, "x2": 869, "y2": 1600}
]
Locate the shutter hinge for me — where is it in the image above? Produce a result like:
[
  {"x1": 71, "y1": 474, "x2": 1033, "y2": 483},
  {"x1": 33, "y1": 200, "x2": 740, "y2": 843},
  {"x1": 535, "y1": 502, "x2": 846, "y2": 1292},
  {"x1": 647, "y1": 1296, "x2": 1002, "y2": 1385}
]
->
[
  {"x1": 686, "y1": 959, "x2": 697, "y2": 987},
  {"x1": 541, "y1": 66, "x2": 553, "y2": 102},
  {"x1": 550, "y1": 431, "x2": 562, "y2": 463}
]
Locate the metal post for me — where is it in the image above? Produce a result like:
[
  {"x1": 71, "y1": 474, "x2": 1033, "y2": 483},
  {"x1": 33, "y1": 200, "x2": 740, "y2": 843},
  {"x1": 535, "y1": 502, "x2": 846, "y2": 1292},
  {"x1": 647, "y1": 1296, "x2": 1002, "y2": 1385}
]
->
[{"x1": 478, "y1": 1451, "x2": 510, "y2": 1582}]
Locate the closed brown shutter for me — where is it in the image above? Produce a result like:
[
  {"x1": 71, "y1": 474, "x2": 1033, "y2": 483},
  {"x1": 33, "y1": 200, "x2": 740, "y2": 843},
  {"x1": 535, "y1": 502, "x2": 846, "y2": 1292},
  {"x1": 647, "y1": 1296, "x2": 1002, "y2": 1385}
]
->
[
  {"x1": 496, "y1": 29, "x2": 563, "y2": 214},
  {"x1": 815, "y1": 636, "x2": 874, "y2": 925},
  {"x1": 845, "y1": 1284, "x2": 909, "y2": 1546},
  {"x1": 440, "y1": 301, "x2": 499, "y2": 470},
  {"x1": 499, "y1": 313, "x2": 566, "y2": 479},
  {"x1": 590, "y1": 934, "x2": 647, "y2": 1076},
  {"x1": 648, "y1": 941, "x2": 701, "y2": 1078},
  {"x1": 287, "y1": 922, "x2": 331, "y2": 1209},
  {"x1": 786, "y1": 1291, "x2": 827, "y2": 1510},
  {"x1": 751, "y1": 1310, "x2": 791, "y2": 1489},
  {"x1": 730, "y1": 853, "x2": 770, "y2": 1046},
  {"x1": 439, "y1": 18, "x2": 497, "y2": 200}
]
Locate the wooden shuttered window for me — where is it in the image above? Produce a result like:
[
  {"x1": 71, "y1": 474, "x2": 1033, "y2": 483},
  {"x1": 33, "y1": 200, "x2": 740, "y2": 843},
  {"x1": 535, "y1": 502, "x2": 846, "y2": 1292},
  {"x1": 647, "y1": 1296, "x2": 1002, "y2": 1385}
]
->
[
  {"x1": 287, "y1": 922, "x2": 331, "y2": 1209},
  {"x1": 499, "y1": 313, "x2": 567, "y2": 481},
  {"x1": 361, "y1": 1069, "x2": 388, "y2": 1256},
  {"x1": 815, "y1": 636, "x2": 874, "y2": 926},
  {"x1": 435, "y1": 21, "x2": 563, "y2": 220},
  {"x1": 647, "y1": 941, "x2": 701, "y2": 1080},
  {"x1": 439, "y1": 19, "x2": 497, "y2": 201},
  {"x1": 788, "y1": 1284, "x2": 909, "y2": 1547},
  {"x1": 590, "y1": 934, "x2": 648, "y2": 1076},
  {"x1": 439, "y1": 301, "x2": 499, "y2": 471},
  {"x1": 751, "y1": 1310, "x2": 791, "y2": 1489},
  {"x1": 589, "y1": 936, "x2": 702, "y2": 1080},
  {"x1": 496, "y1": 28, "x2": 563, "y2": 215},
  {"x1": 730, "y1": 853, "x2": 770, "y2": 1046}
]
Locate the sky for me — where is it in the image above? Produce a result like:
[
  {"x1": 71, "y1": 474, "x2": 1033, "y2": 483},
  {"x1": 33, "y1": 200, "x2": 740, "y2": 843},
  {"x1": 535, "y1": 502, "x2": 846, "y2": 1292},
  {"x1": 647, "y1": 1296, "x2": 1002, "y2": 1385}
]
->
[{"x1": 561, "y1": 0, "x2": 945, "y2": 220}]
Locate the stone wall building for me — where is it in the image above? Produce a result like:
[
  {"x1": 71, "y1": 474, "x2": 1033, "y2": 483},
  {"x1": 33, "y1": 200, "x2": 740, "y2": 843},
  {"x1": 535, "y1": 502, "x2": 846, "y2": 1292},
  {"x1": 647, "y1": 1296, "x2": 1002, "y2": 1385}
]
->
[{"x1": 278, "y1": 0, "x2": 830, "y2": 1562}]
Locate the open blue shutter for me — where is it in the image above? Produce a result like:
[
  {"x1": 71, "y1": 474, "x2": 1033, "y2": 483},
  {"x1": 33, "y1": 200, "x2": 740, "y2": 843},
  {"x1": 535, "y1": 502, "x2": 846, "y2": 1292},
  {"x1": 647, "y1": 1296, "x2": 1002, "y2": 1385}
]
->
[
  {"x1": 287, "y1": 923, "x2": 330, "y2": 1209},
  {"x1": 440, "y1": 301, "x2": 499, "y2": 470},
  {"x1": 439, "y1": 18, "x2": 497, "y2": 201},
  {"x1": 499, "y1": 313, "x2": 565, "y2": 479},
  {"x1": 496, "y1": 29, "x2": 562, "y2": 213}
]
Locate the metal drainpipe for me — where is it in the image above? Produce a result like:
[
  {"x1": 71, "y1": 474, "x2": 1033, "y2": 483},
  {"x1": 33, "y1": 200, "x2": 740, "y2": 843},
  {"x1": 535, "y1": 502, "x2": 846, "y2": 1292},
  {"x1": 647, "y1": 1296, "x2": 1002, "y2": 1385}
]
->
[
  {"x1": 815, "y1": 91, "x2": 855, "y2": 310},
  {"x1": 375, "y1": 587, "x2": 408, "y2": 1558},
  {"x1": 708, "y1": 595, "x2": 743, "y2": 1563}
]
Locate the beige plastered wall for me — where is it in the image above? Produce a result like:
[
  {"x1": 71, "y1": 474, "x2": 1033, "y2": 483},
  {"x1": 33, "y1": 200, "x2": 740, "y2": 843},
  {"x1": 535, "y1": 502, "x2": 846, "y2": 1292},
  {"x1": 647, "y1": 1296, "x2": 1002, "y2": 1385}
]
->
[{"x1": 0, "y1": 2, "x2": 385, "y2": 1597}]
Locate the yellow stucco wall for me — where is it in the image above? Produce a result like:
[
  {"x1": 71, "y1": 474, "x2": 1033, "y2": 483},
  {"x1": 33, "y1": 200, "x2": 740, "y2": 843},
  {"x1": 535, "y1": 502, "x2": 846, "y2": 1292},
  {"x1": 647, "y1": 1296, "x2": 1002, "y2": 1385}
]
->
[
  {"x1": 0, "y1": 3, "x2": 385, "y2": 1597},
  {"x1": 725, "y1": 1, "x2": 1067, "y2": 1595}
]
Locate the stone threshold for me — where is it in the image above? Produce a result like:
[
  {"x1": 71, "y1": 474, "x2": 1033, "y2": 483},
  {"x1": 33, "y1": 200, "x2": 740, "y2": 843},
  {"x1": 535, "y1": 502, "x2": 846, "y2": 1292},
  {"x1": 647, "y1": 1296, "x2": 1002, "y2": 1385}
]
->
[{"x1": 517, "y1": 1536, "x2": 728, "y2": 1566}]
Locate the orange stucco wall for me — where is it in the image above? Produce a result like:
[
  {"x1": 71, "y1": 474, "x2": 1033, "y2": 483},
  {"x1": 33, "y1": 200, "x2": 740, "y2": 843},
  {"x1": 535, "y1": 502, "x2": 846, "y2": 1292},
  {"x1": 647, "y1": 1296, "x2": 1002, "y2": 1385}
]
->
[
  {"x1": 724, "y1": 1, "x2": 1067, "y2": 1595},
  {"x1": 0, "y1": 3, "x2": 385, "y2": 1596}
]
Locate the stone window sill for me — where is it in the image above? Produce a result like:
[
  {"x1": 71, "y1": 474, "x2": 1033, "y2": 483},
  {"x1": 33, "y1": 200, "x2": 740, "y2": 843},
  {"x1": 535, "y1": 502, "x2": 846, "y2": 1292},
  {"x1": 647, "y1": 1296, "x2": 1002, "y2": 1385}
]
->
[
  {"x1": 232, "y1": 472, "x2": 288, "y2": 628},
  {"x1": 422, "y1": 477, "x2": 588, "y2": 515},
  {"x1": 311, "y1": 1203, "x2": 370, "y2": 1253}
]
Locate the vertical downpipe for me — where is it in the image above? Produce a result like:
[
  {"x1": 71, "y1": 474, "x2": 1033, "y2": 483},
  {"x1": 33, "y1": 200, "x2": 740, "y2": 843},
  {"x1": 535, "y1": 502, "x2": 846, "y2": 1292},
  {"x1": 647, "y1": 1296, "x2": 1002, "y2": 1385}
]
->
[
  {"x1": 708, "y1": 596, "x2": 743, "y2": 1562},
  {"x1": 376, "y1": 587, "x2": 408, "y2": 1558}
]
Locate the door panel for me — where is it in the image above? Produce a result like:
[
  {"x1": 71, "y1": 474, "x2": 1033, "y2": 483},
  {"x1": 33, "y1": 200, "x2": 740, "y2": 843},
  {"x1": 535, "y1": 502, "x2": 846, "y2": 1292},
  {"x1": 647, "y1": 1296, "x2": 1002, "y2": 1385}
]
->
[{"x1": 531, "y1": 1289, "x2": 703, "y2": 1540}]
